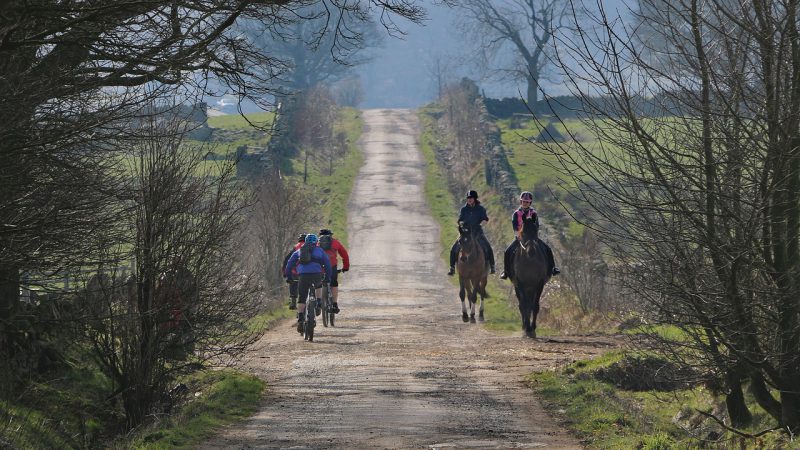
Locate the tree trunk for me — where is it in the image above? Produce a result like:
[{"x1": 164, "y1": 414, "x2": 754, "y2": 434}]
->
[
  {"x1": 725, "y1": 371, "x2": 752, "y2": 427},
  {"x1": 526, "y1": 74, "x2": 538, "y2": 107},
  {"x1": 750, "y1": 373, "x2": 782, "y2": 421},
  {"x1": 0, "y1": 265, "x2": 19, "y2": 319}
]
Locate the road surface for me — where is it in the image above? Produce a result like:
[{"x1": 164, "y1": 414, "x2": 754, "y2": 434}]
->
[{"x1": 203, "y1": 109, "x2": 617, "y2": 449}]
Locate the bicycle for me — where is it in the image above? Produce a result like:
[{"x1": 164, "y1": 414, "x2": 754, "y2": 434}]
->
[
  {"x1": 300, "y1": 284, "x2": 317, "y2": 342},
  {"x1": 321, "y1": 278, "x2": 334, "y2": 328}
]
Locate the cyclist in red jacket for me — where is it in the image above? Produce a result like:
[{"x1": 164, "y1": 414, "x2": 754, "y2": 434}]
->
[{"x1": 318, "y1": 229, "x2": 350, "y2": 313}]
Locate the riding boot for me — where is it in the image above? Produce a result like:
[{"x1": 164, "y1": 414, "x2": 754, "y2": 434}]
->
[
  {"x1": 332, "y1": 302, "x2": 340, "y2": 313},
  {"x1": 479, "y1": 235, "x2": 496, "y2": 274},
  {"x1": 288, "y1": 297, "x2": 297, "y2": 310},
  {"x1": 543, "y1": 242, "x2": 558, "y2": 276},
  {"x1": 500, "y1": 241, "x2": 517, "y2": 280},
  {"x1": 448, "y1": 240, "x2": 459, "y2": 275}
]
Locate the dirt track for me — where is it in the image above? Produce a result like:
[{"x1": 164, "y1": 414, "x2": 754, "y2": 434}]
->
[{"x1": 202, "y1": 109, "x2": 618, "y2": 449}]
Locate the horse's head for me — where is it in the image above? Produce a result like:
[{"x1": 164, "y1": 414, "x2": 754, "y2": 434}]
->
[
  {"x1": 458, "y1": 223, "x2": 481, "y2": 257},
  {"x1": 520, "y1": 215, "x2": 540, "y2": 246}
]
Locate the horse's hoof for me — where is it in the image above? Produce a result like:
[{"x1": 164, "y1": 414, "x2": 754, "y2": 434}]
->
[
  {"x1": 462, "y1": 313, "x2": 469, "y2": 323},
  {"x1": 470, "y1": 315, "x2": 476, "y2": 324},
  {"x1": 525, "y1": 331, "x2": 537, "y2": 339},
  {"x1": 478, "y1": 315, "x2": 485, "y2": 322}
]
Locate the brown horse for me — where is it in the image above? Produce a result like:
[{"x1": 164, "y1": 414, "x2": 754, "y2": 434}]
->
[
  {"x1": 456, "y1": 225, "x2": 489, "y2": 323},
  {"x1": 513, "y1": 215, "x2": 551, "y2": 338}
]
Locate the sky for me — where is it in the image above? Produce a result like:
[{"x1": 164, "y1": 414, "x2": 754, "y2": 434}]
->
[{"x1": 356, "y1": 0, "x2": 632, "y2": 108}]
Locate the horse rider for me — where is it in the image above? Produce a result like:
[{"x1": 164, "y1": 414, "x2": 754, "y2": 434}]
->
[
  {"x1": 447, "y1": 189, "x2": 496, "y2": 276},
  {"x1": 500, "y1": 191, "x2": 560, "y2": 280},
  {"x1": 284, "y1": 234, "x2": 333, "y2": 332},
  {"x1": 282, "y1": 233, "x2": 306, "y2": 310},
  {"x1": 318, "y1": 228, "x2": 350, "y2": 313}
]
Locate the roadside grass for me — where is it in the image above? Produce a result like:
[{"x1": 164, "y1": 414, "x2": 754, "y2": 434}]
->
[
  {"x1": 528, "y1": 350, "x2": 796, "y2": 449},
  {"x1": 130, "y1": 370, "x2": 265, "y2": 450},
  {"x1": 0, "y1": 362, "x2": 116, "y2": 450},
  {"x1": 279, "y1": 107, "x2": 363, "y2": 247},
  {"x1": 417, "y1": 107, "x2": 525, "y2": 334}
]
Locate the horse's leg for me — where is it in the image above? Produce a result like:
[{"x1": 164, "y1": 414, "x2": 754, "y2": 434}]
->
[
  {"x1": 468, "y1": 279, "x2": 477, "y2": 323},
  {"x1": 459, "y1": 277, "x2": 469, "y2": 322},
  {"x1": 515, "y1": 283, "x2": 531, "y2": 335},
  {"x1": 530, "y1": 282, "x2": 544, "y2": 338},
  {"x1": 477, "y1": 275, "x2": 486, "y2": 322}
]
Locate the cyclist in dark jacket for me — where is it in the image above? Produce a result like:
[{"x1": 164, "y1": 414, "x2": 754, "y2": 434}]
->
[
  {"x1": 447, "y1": 190, "x2": 496, "y2": 275},
  {"x1": 285, "y1": 234, "x2": 333, "y2": 330},
  {"x1": 283, "y1": 233, "x2": 306, "y2": 310}
]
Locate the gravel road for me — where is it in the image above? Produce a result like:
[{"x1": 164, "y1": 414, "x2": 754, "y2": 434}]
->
[{"x1": 202, "y1": 109, "x2": 618, "y2": 449}]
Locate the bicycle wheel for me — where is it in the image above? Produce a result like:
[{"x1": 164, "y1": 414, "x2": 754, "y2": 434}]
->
[
  {"x1": 304, "y1": 299, "x2": 315, "y2": 342},
  {"x1": 321, "y1": 285, "x2": 330, "y2": 328}
]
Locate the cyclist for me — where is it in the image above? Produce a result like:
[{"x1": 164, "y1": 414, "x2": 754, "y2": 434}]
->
[
  {"x1": 318, "y1": 228, "x2": 350, "y2": 313},
  {"x1": 447, "y1": 190, "x2": 495, "y2": 275},
  {"x1": 500, "y1": 191, "x2": 560, "y2": 280},
  {"x1": 282, "y1": 233, "x2": 306, "y2": 310},
  {"x1": 284, "y1": 234, "x2": 333, "y2": 332}
]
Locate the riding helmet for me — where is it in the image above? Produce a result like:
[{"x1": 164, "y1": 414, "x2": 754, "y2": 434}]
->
[
  {"x1": 297, "y1": 233, "x2": 307, "y2": 242},
  {"x1": 319, "y1": 228, "x2": 333, "y2": 236},
  {"x1": 519, "y1": 191, "x2": 533, "y2": 201},
  {"x1": 305, "y1": 234, "x2": 318, "y2": 244},
  {"x1": 466, "y1": 190, "x2": 479, "y2": 199}
]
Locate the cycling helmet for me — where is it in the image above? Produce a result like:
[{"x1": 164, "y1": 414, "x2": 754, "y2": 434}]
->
[
  {"x1": 466, "y1": 190, "x2": 479, "y2": 199},
  {"x1": 319, "y1": 228, "x2": 333, "y2": 236},
  {"x1": 305, "y1": 234, "x2": 318, "y2": 244},
  {"x1": 519, "y1": 191, "x2": 533, "y2": 201},
  {"x1": 297, "y1": 233, "x2": 307, "y2": 242}
]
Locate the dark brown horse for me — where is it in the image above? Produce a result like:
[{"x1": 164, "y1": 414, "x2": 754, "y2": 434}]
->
[
  {"x1": 456, "y1": 224, "x2": 489, "y2": 323},
  {"x1": 513, "y1": 215, "x2": 551, "y2": 338}
]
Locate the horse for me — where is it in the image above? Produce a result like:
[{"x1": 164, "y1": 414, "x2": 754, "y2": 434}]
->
[
  {"x1": 513, "y1": 215, "x2": 551, "y2": 338},
  {"x1": 456, "y1": 224, "x2": 489, "y2": 323}
]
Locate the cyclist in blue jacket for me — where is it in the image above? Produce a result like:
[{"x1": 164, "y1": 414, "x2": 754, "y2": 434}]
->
[{"x1": 284, "y1": 234, "x2": 333, "y2": 331}]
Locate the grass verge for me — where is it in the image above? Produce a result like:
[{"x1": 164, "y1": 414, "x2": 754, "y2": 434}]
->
[{"x1": 130, "y1": 370, "x2": 265, "y2": 450}]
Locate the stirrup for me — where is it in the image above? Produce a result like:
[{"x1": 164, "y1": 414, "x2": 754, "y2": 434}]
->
[
  {"x1": 499, "y1": 272, "x2": 508, "y2": 280},
  {"x1": 552, "y1": 267, "x2": 561, "y2": 276}
]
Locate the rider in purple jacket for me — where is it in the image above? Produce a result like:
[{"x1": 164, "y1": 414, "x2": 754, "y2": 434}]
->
[{"x1": 285, "y1": 234, "x2": 332, "y2": 329}]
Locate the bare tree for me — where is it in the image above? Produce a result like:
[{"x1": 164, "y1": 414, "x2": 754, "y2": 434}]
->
[
  {"x1": 331, "y1": 76, "x2": 366, "y2": 107},
  {"x1": 77, "y1": 115, "x2": 261, "y2": 428},
  {"x1": 548, "y1": 0, "x2": 800, "y2": 433},
  {"x1": 440, "y1": 78, "x2": 487, "y2": 188},
  {"x1": 240, "y1": 3, "x2": 383, "y2": 93},
  {"x1": 425, "y1": 51, "x2": 460, "y2": 100},
  {"x1": 291, "y1": 86, "x2": 338, "y2": 182},
  {"x1": 455, "y1": 0, "x2": 571, "y2": 105},
  {"x1": 246, "y1": 176, "x2": 321, "y2": 291}
]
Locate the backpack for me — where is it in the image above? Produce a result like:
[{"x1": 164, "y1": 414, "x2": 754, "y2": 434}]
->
[
  {"x1": 299, "y1": 242, "x2": 314, "y2": 264},
  {"x1": 319, "y1": 235, "x2": 333, "y2": 251}
]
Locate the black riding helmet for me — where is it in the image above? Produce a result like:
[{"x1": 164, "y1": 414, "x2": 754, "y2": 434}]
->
[
  {"x1": 297, "y1": 233, "x2": 307, "y2": 242},
  {"x1": 466, "y1": 190, "x2": 478, "y2": 199},
  {"x1": 319, "y1": 228, "x2": 333, "y2": 236}
]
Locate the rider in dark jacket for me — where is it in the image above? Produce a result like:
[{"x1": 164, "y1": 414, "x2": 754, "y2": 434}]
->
[{"x1": 447, "y1": 190, "x2": 496, "y2": 275}]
